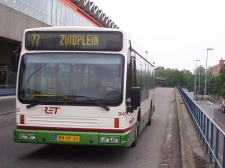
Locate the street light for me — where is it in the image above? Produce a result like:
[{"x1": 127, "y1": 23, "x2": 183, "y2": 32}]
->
[
  {"x1": 195, "y1": 60, "x2": 200, "y2": 100},
  {"x1": 204, "y1": 48, "x2": 213, "y2": 101},
  {"x1": 198, "y1": 65, "x2": 202, "y2": 100}
]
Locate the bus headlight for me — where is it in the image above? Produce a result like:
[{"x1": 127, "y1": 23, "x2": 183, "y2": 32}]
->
[
  {"x1": 100, "y1": 136, "x2": 119, "y2": 143},
  {"x1": 101, "y1": 137, "x2": 110, "y2": 143},
  {"x1": 19, "y1": 133, "x2": 36, "y2": 140},
  {"x1": 27, "y1": 134, "x2": 36, "y2": 140},
  {"x1": 110, "y1": 137, "x2": 119, "y2": 143},
  {"x1": 19, "y1": 134, "x2": 28, "y2": 139}
]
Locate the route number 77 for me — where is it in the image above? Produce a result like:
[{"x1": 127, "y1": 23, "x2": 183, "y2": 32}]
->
[{"x1": 32, "y1": 34, "x2": 40, "y2": 47}]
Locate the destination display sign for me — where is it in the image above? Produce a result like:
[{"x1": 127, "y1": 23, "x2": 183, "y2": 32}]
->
[{"x1": 25, "y1": 31, "x2": 123, "y2": 51}]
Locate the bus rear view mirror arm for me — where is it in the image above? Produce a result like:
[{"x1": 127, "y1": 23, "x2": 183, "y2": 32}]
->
[{"x1": 12, "y1": 44, "x2": 21, "y2": 72}]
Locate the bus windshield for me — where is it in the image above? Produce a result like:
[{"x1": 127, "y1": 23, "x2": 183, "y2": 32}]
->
[{"x1": 18, "y1": 53, "x2": 124, "y2": 105}]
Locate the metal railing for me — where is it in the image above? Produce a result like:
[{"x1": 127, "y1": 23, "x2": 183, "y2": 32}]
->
[
  {"x1": 0, "y1": 85, "x2": 16, "y2": 96},
  {"x1": 177, "y1": 85, "x2": 225, "y2": 168}
]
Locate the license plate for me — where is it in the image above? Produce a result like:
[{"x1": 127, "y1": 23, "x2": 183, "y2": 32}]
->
[{"x1": 55, "y1": 135, "x2": 80, "y2": 142}]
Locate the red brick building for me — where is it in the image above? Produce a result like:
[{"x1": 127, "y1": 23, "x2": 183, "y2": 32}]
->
[{"x1": 212, "y1": 59, "x2": 225, "y2": 76}]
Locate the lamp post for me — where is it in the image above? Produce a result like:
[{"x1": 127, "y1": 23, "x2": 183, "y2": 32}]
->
[
  {"x1": 204, "y1": 48, "x2": 213, "y2": 101},
  {"x1": 198, "y1": 65, "x2": 201, "y2": 100},
  {"x1": 195, "y1": 60, "x2": 200, "y2": 100}
]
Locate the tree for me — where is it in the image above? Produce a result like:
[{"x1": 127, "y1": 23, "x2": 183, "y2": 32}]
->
[
  {"x1": 180, "y1": 69, "x2": 193, "y2": 91},
  {"x1": 155, "y1": 65, "x2": 225, "y2": 101},
  {"x1": 155, "y1": 66, "x2": 194, "y2": 90},
  {"x1": 208, "y1": 76, "x2": 220, "y2": 102},
  {"x1": 155, "y1": 66, "x2": 166, "y2": 78},
  {"x1": 217, "y1": 66, "x2": 225, "y2": 98}
]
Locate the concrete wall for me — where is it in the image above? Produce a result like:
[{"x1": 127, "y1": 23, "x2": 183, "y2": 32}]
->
[{"x1": 0, "y1": 4, "x2": 49, "y2": 42}]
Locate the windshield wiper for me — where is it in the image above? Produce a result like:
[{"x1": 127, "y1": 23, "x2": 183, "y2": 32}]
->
[
  {"x1": 26, "y1": 99, "x2": 61, "y2": 109},
  {"x1": 25, "y1": 58, "x2": 59, "y2": 90},
  {"x1": 26, "y1": 95, "x2": 66, "y2": 109},
  {"x1": 68, "y1": 95, "x2": 110, "y2": 111},
  {"x1": 26, "y1": 95, "x2": 110, "y2": 111}
]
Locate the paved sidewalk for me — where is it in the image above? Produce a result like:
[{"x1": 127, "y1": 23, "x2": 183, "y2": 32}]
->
[{"x1": 161, "y1": 89, "x2": 182, "y2": 168}]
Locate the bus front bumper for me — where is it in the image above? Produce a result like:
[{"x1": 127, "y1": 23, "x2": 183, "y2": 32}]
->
[{"x1": 14, "y1": 128, "x2": 134, "y2": 147}]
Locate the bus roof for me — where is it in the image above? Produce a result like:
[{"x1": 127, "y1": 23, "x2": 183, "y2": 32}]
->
[{"x1": 24, "y1": 26, "x2": 123, "y2": 33}]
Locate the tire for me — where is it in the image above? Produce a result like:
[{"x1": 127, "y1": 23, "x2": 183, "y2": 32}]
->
[
  {"x1": 131, "y1": 120, "x2": 139, "y2": 147},
  {"x1": 146, "y1": 106, "x2": 152, "y2": 126},
  {"x1": 146, "y1": 114, "x2": 151, "y2": 126}
]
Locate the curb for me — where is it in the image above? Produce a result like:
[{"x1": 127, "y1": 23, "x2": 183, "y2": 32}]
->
[
  {"x1": 176, "y1": 88, "x2": 195, "y2": 168},
  {"x1": 176, "y1": 88, "x2": 210, "y2": 168},
  {"x1": 161, "y1": 89, "x2": 175, "y2": 167},
  {"x1": 0, "y1": 96, "x2": 16, "y2": 100},
  {"x1": 0, "y1": 110, "x2": 16, "y2": 116}
]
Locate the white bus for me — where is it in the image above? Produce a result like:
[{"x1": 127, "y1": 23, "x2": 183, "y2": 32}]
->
[{"x1": 13, "y1": 27, "x2": 155, "y2": 147}]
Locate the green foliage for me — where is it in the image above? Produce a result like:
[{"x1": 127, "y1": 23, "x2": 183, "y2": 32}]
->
[
  {"x1": 155, "y1": 66, "x2": 194, "y2": 91},
  {"x1": 155, "y1": 65, "x2": 225, "y2": 98},
  {"x1": 209, "y1": 66, "x2": 225, "y2": 98}
]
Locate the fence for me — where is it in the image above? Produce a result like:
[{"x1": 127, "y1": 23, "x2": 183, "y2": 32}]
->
[
  {"x1": 177, "y1": 85, "x2": 225, "y2": 168},
  {"x1": 0, "y1": 85, "x2": 16, "y2": 96}
]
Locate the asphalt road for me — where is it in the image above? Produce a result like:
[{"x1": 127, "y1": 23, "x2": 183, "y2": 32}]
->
[
  {"x1": 0, "y1": 88, "x2": 174, "y2": 168},
  {"x1": 0, "y1": 96, "x2": 16, "y2": 114},
  {"x1": 213, "y1": 103, "x2": 225, "y2": 131}
]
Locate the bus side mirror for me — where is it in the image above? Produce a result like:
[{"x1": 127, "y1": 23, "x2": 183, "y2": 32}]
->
[
  {"x1": 12, "y1": 44, "x2": 21, "y2": 72},
  {"x1": 131, "y1": 87, "x2": 140, "y2": 110}
]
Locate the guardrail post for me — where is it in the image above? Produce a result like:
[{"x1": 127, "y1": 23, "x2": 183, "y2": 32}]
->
[
  {"x1": 223, "y1": 136, "x2": 225, "y2": 168},
  {"x1": 215, "y1": 129, "x2": 219, "y2": 168},
  {"x1": 206, "y1": 118, "x2": 209, "y2": 153},
  {"x1": 210, "y1": 124, "x2": 214, "y2": 163},
  {"x1": 203, "y1": 114, "x2": 206, "y2": 146},
  {"x1": 200, "y1": 111, "x2": 203, "y2": 140}
]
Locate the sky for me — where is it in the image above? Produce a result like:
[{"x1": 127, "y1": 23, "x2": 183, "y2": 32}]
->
[{"x1": 92, "y1": 0, "x2": 225, "y2": 72}]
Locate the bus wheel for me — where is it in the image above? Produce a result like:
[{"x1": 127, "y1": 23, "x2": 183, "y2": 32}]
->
[
  {"x1": 146, "y1": 108, "x2": 152, "y2": 126},
  {"x1": 131, "y1": 120, "x2": 139, "y2": 147}
]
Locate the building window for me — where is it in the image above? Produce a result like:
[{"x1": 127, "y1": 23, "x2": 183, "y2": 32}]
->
[
  {"x1": 2, "y1": 0, "x2": 98, "y2": 27},
  {"x1": 41, "y1": 0, "x2": 47, "y2": 23},
  {"x1": 21, "y1": 0, "x2": 28, "y2": 15},
  {"x1": 4, "y1": 0, "x2": 12, "y2": 7},
  {"x1": 61, "y1": 3, "x2": 65, "y2": 26},
  {"x1": 46, "y1": 0, "x2": 52, "y2": 25},
  {"x1": 28, "y1": 0, "x2": 35, "y2": 17},
  {"x1": 13, "y1": 0, "x2": 20, "y2": 10},
  {"x1": 51, "y1": 0, "x2": 57, "y2": 26},
  {"x1": 34, "y1": 0, "x2": 41, "y2": 20},
  {"x1": 56, "y1": 2, "x2": 61, "y2": 26}
]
